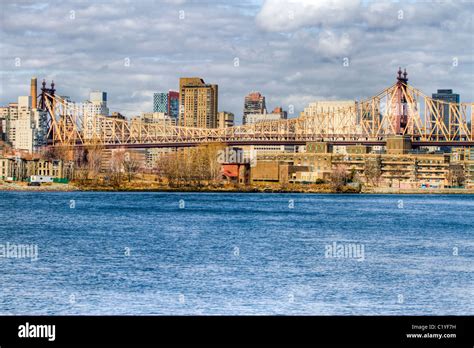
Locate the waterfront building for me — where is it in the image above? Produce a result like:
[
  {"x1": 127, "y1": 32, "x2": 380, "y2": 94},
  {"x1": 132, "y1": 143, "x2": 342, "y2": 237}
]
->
[
  {"x1": 218, "y1": 111, "x2": 234, "y2": 128},
  {"x1": 179, "y1": 77, "x2": 218, "y2": 128},
  {"x1": 26, "y1": 158, "x2": 64, "y2": 178},
  {"x1": 250, "y1": 150, "x2": 466, "y2": 189},
  {"x1": 243, "y1": 92, "x2": 266, "y2": 125},
  {"x1": 0, "y1": 156, "x2": 27, "y2": 181},
  {"x1": 239, "y1": 144, "x2": 299, "y2": 164},
  {"x1": 0, "y1": 156, "x2": 68, "y2": 181}
]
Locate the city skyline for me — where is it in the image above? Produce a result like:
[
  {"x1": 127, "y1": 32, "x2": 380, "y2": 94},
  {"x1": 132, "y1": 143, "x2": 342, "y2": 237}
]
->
[{"x1": 1, "y1": 0, "x2": 473, "y2": 122}]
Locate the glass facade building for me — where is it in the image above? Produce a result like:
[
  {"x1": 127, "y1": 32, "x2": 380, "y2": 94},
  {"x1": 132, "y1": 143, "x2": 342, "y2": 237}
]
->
[
  {"x1": 168, "y1": 91, "x2": 179, "y2": 120},
  {"x1": 431, "y1": 89, "x2": 460, "y2": 132},
  {"x1": 153, "y1": 92, "x2": 168, "y2": 113}
]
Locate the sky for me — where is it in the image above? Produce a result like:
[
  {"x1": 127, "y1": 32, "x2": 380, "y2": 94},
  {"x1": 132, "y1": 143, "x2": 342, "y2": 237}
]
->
[{"x1": 0, "y1": 0, "x2": 473, "y2": 124}]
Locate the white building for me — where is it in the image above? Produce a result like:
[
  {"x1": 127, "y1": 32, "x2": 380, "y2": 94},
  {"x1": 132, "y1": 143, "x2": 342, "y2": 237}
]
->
[
  {"x1": 4, "y1": 96, "x2": 48, "y2": 153},
  {"x1": 240, "y1": 145, "x2": 300, "y2": 162},
  {"x1": 83, "y1": 91, "x2": 109, "y2": 140},
  {"x1": 0, "y1": 102, "x2": 19, "y2": 144}
]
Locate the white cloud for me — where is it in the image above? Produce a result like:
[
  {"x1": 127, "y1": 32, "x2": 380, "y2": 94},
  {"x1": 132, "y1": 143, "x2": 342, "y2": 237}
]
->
[
  {"x1": 0, "y1": 0, "x2": 472, "y2": 123},
  {"x1": 256, "y1": 0, "x2": 360, "y2": 32},
  {"x1": 315, "y1": 30, "x2": 352, "y2": 58}
]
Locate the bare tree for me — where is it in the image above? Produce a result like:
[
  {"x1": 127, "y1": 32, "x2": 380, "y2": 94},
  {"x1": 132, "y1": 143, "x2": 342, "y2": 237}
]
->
[
  {"x1": 330, "y1": 164, "x2": 349, "y2": 191},
  {"x1": 86, "y1": 142, "x2": 104, "y2": 183},
  {"x1": 364, "y1": 159, "x2": 382, "y2": 187},
  {"x1": 123, "y1": 151, "x2": 141, "y2": 182},
  {"x1": 154, "y1": 143, "x2": 225, "y2": 187},
  {"x1": 155, "y1": 152, "x2": 180, "y2": 186},
  {"x1": 109, "y1": 149, "x2": 126, "y2": 188},
  {"x1": 73, "y1": 147, "x2": 89, "y2": 183}
]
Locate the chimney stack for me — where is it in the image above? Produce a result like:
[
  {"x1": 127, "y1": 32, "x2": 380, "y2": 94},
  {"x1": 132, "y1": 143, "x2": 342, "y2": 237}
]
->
[{"x1": 31, "y1": 77, "x2": 37, "y2": 109}]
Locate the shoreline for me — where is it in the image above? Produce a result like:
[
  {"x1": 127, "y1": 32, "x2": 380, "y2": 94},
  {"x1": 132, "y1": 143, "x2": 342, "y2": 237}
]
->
[{"x1": 1, "y1": 182, "x2": 473, "y2": 194}]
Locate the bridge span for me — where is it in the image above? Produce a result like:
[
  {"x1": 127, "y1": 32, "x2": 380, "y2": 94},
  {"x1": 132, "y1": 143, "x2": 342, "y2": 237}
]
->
[{"x1": 40, "y1": 71, "x2": 473, "y2": 150}]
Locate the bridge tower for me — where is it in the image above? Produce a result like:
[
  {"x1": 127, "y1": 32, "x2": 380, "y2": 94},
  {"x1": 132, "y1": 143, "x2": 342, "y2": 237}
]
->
[
  {"x1": 38, "y1": 80, "x2": 58, "y2": 142},
  {"x1": 38, "y1": 79, "x2": 56, "y2": 110},
  {"x1": 391, "y1": 67, "x2": 409, "y2": 134}
]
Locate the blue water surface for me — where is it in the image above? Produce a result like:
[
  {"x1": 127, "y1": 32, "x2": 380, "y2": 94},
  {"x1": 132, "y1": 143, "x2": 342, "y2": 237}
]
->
[{"x1": 0, "y1": 192, "x2": 472, "y2": 315}]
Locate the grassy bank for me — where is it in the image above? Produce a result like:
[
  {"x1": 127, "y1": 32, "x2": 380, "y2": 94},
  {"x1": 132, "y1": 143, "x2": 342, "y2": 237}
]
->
[
  {"x1": 1, "y1": 180, "x2": 473, "y2": 194},
  {"x1": 72, "y1": 181, "x2": 359, "y2": 193}
]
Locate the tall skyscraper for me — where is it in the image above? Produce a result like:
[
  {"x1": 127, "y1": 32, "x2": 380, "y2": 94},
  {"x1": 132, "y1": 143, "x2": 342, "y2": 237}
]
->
[
  {"x1": 154, "y1": 91, "x2": 179, "y2": 120},
  {"x1": 167, "y1": 91, "x2": 179, "y2": 120},
  {"x1": 85, "y1": 91, "x2": 109, "y2": 116},
  {"x1": 432, "y1": 89, "x2": 460, "y2": 135},
  {"x1": 243, "y1": 92, "x2": 266, "y2": 125},
  {"x1": 179, "y1": 78, "x2": 218, "y2": 128},
  {"x1": 5, "y1": 96, "x2": 48, "y2": 152},
  {"x1": 153, "y1": 92, "x2": 168, "y2": 113}
]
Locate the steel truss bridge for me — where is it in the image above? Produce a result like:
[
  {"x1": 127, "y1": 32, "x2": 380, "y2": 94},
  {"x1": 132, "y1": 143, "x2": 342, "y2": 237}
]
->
[{"x1": 42, "y1": 75, "x2": 474, "y2": 150}]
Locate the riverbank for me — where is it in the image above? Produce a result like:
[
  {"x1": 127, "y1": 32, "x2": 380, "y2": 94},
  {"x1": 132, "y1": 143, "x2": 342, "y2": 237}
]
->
[
  {"x1": 1, "y1": 180, "x2": 474, "y2": 194},
  {"x1": 0, "y1": 181, "x2": 80, "y2": 191},
  {"x1": 362, "y1": 187, "x2": 474, "y2": 194}
]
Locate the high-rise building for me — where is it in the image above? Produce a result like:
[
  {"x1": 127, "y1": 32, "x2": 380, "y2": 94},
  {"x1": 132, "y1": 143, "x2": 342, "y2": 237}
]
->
[
  {"x1": 83, "y1": 91, "x2": 109, "y2": 140},
  {"x1": 154, "y1": 91, "x2": 180, "y2": 120},
  {"x1": 153, "y1": 92, "x2": 168, "y2": 113},
  {"x1": 168, "y1": 91, "x2": 179, "y2": 120},
  {"x1": 6, "y1": 96, "x2": 48, "y2": 152},
  {"x1": 0, "y1": 103, "x2": 19, "y2": 145},
  {"x1": 179, "y1": 78, "x2": 218, "y2": 128},
  {"x1": 90, "y1": 91, "x2": 107, "y2": 104},
  {"x1": 271, "y1": 106, "x2": 288, "y2": 119},
  {"x1": 0, "y1": 106, "x2": 10, "y2": 142},
  {"x1": 243, "y1": 92, "x2": 266, "y2": 125},
  {"x1": 83, "y1": 91, "x2": 109, "y2": 116},
  {"x1": 432, "y1": 89, "x2": 460, "y2": 135},
  {"x1": 218, "y1": 111, "x2": 234, "y2": 128}
]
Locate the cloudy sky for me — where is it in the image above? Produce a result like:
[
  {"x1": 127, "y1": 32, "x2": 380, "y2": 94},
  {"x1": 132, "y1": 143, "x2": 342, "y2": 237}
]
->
[{"x1": 1, "y1": 0, "x2": 473, "y2": 123}]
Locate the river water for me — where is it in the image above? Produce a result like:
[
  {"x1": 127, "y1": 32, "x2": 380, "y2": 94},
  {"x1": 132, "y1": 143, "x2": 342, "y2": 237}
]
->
[{"x1": 0, "y1": 192, "x2": 472, "y2": 315}]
